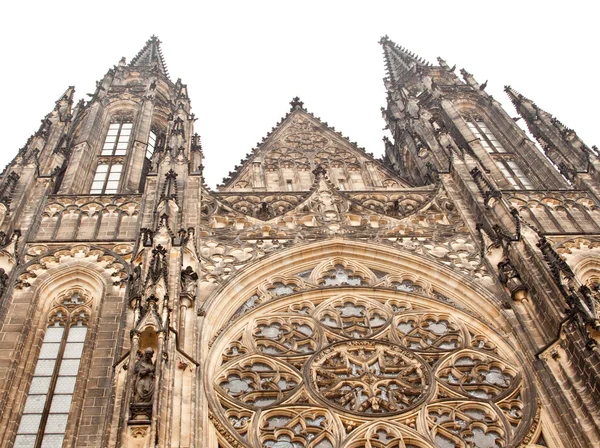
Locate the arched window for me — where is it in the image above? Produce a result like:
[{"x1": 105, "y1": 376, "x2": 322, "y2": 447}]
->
[
  {"x1": 90, "y1": 118, "x2": 132, "y2": 194},
  {"x1": 495, "y1": 159, "x2": 534, "y2": 190},
  {"x1": 466, "y1": 118, "x2": 506, "y2": 153},
  {"x1": 14, "y1": 292, "x2": 91, "y2": 448},
  {"x1": 465, "y1": 115, "x2": 534, "y2": 189}
]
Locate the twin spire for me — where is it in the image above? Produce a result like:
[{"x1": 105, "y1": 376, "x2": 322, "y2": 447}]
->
[{"x1": 128, "y1": 34, "x2": 424, "y2": 91}]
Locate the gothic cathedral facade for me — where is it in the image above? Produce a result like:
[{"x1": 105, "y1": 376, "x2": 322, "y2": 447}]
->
[{"x1": 0, "y1": 36, "x2": 599, "y2": 448}]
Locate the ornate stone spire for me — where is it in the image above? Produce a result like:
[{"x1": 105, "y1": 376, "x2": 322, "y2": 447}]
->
[
  {"x1": 379, "y1": 35, "x2": 430, "y2": 85},
  {"x1": 129, "y1": 35, "x2": 169, "y2": 78}
]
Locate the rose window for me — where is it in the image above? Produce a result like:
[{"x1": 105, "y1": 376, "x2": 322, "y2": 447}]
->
[
  {"x1": 208, "y1": 289, "x2": 537, "y2": 447},
  {"x1": 307, "y1": 340, "x2": 431, "y2": 416}
]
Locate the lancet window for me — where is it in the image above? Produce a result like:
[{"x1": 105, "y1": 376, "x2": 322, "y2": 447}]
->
[
  {"x1": 495, "y1": 159, "x2": 534, "y2": 190},
  {"x1": 466, "y1": 119, "x2": 506, "y2": 153},
  {"x1": 465, "y1": 116, "x2": 534, "y2": 189},
  {"x1": 101, "y1": 122, "x2": 132, "y2": 156},
  {"x1": 89, "y1": 119, "x2": 132, "y2": 194},
  {"x1": 14, "y1": 292, "x2": 91, "y2": 448}
]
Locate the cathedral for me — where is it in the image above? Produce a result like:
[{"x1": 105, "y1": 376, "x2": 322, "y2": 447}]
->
[{"x1": 0, "y1": 35, "x2": 599, "y2": 448}]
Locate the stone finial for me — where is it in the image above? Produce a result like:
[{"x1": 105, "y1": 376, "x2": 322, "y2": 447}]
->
[
  {"x1": 290, "y1": 97, "x2": 304, "y2": 110},
  {"x1": 312, "y1": 165, "x2": 327, "y2": 179}
]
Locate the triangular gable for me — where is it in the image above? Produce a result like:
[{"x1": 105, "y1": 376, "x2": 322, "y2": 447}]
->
[{"x1": 218, "y1": 99, "x2": 412, "y2": 192}]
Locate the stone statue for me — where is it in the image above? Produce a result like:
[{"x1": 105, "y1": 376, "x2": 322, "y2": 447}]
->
[
  {"x1": 129, "y1": 264, "x2": 142, "y2": 298},
  {"x1": 180, "y1": 266, "x2": 198, "y2": 296},
  {"x1": 133, "y1": 348, "x2": 155, "y2": 403}
]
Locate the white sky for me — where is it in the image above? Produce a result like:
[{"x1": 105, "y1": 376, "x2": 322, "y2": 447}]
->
[{"x1": 1, "y1": 1, "x2": 597, "y2": 188}]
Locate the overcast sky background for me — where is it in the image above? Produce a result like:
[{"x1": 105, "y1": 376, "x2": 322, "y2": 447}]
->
[{"x1": 1, "y1": 1, "x2": 597, "y2": 188}]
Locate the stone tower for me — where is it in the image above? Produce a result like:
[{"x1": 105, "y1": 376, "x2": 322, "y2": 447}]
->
[{"x1": 0, "y1": 35, "x2": 599, "y2": 447}]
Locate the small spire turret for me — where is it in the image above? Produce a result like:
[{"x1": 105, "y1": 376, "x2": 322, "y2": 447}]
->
[{"x1": 505, "y1": 85, "x2": 592, "y2": 173}]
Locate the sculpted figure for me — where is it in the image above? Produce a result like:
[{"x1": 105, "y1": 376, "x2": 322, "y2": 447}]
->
[
  {"x1": 181, "y1": 266, "x2": 199, "y2": 295},
  {"x1": 129, "y1": 264, "x2": 142, "y2": 298},
  {"x1": 133, "y1": 348, "x2": 156, "y2": 403}
]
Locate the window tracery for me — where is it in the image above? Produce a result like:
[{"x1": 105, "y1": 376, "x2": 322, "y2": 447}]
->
[
  {"x1": 464, "y1": 115, "x2": 534, "y2": 190},
  {"x1": 90, "y1": 119, "x2": 133, "y2": 194},
  {"x1": 14, "y1": 290, "x2": 92, "y2": 448},
  {"x1": 207, "y1": 288, "x2": 537, "y2": 447}
]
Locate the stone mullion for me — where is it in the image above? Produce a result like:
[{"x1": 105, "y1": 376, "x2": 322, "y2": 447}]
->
[
  {"x1": 541, "y1": 204, "x2": 565, "y2": 233},
  {"x1": 93, "y1": 209, "x2": 104, "y2": 240},
  {"x1": 562, "y1": 207, "x2": 584, "y2": 233},
  {"x1": 521, "y1": 206, "x2": 544, "y2": 234},
  {"x1": 114, "y1": 209, "x2": 124, "y2": 240},
  {"x1": 34, "y1": 321, "x2": 70, "y2": 448},
  {"x1": 51, "y1": 211, "x2": 63, "y2": 240},
  {"x1": 72, "y1": 209, "x2": 83, "y2": 240},
  {"x1": 576, "y1": 204, "x2": 600, "y2": 232}
]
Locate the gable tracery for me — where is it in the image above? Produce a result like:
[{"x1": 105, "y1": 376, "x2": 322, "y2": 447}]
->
[{"x1": 222, "y1": 111, "x2": 410, "y2": 192}]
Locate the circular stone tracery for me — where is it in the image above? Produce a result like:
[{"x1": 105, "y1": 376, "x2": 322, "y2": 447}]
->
[{"x1": 306, "y1": 340, "x2": 431, "y2": 416}]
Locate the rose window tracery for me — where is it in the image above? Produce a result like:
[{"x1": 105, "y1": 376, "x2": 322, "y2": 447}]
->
[
  {"x1": 315, "y1": 298, "x2": 390, "y2": 339},
  {"x1": 208, "y1": 288, "x2": 537, "y2": 447},
  {"x1": 307, "y1": 340, "x2": 430, "y2": 416}
]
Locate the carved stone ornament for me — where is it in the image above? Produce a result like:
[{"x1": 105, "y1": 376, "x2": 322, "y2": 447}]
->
[{"x1": 306, "y1": 340, "x2": 431, "y2": 416}]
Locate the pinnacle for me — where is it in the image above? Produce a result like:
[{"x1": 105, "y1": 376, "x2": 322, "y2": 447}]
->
[
  {"x1": 56, "y1": 86, "x2": 75, "y2": 106},
  {"x1": 503, "y1": 85, "x2": 542, "y2": 123},
  {"x1": 130, "y1": 35, "x2": 170, "y2": 78},
  {"x1": 504, "y1": 85, "x2": 533, "y2": 108}
]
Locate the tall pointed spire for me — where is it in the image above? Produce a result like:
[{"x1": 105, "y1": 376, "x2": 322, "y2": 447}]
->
[
  {"x1": 379, "y1": 35, "x2": 430, "y2": 85},
  {"x1": 505, "y1": 85, "x2": 592, "y2": 174},
  {"x1": 130, "y1": 35, "x2": 169, "y2": 78}
]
